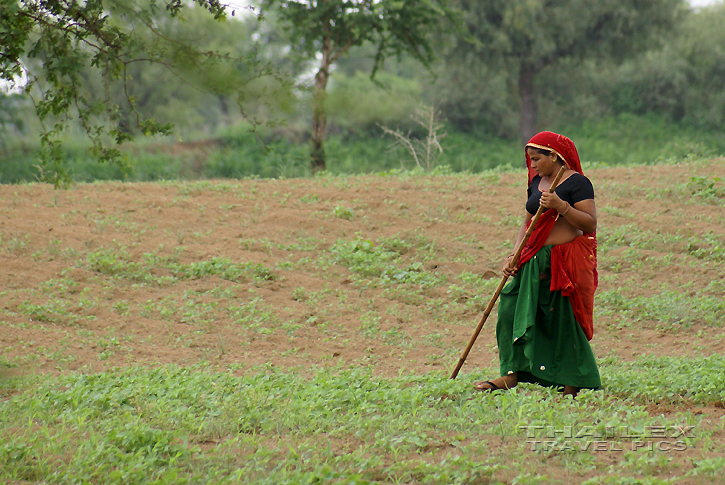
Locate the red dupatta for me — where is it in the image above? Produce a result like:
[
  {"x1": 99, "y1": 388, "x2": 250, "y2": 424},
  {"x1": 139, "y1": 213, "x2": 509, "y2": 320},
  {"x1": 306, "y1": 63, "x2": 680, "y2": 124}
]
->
[{"x1": 517, "y1": 132, "x2": 598, "y2": 340}]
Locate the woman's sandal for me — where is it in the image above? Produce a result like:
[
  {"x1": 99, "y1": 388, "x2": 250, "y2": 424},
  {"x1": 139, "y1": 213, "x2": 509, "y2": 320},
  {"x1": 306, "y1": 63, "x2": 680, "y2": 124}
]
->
[{"x1": 473, "y1": 380, "x2": 501, "y2": 392}]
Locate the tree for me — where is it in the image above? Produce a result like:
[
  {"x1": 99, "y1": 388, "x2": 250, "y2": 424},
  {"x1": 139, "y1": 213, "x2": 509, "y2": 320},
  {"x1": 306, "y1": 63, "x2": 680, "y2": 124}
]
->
[
  {"x1": 259, "y1": 0, "x2": 457, "y2": 173},
  {"x1": 0, "y1": 0, "x2": 281, "y2": 187},
  {"x1": 659, "y1": 2, "x2": 725, "y2": 129},
  {"x1": 73, "y1": 6, "x2": 293, "y2": 135},
  {"x1": 457, "y1": 0, "x2": 687, "y2": 144}
]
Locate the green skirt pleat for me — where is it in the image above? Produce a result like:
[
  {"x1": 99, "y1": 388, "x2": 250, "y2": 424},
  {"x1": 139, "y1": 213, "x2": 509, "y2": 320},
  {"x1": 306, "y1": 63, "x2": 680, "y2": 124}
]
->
[{"x1": 496, "y1": 245, "x2": 601, "y2": 389}]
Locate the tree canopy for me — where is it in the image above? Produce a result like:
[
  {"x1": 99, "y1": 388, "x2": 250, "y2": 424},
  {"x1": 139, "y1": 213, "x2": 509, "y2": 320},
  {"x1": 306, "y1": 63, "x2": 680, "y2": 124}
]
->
[
  {"x1": 451, "y1": 0, "x2": 687, "y2": 143},
  {"x1": 0, "y1": 0, "x2": 280, "y2": 186},
  {"x1": 260, "y1": 0, "x2": 458, "y2": 172}
]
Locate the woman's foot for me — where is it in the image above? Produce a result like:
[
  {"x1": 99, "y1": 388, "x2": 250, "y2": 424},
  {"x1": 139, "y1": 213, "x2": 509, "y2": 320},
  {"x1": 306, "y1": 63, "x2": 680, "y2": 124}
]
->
[
  {"x1": 562, "y1": 385, "x2": 579, "y2": 398},
  {"x1": 474, "y1": 373, "x2": 518, "y2": 391},
  {"x1": 473, "y1": 380, "x2": 500, "y2": 391}
]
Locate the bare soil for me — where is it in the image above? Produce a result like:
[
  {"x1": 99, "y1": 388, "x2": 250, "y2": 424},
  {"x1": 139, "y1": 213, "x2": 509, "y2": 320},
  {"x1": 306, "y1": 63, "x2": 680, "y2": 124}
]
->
[{"x1": 1, "y1": 162, "x2": 724, "y2": 378}]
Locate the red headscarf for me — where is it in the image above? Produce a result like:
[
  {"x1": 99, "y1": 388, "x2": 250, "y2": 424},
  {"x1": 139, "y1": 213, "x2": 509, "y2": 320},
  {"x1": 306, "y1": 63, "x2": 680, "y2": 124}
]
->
[
  {"x1": 518, "y1": 131, "x2": 597, "y2": 340},
  {"x1": 525, "y1": 131, "x2": 583, "y2": 184}
]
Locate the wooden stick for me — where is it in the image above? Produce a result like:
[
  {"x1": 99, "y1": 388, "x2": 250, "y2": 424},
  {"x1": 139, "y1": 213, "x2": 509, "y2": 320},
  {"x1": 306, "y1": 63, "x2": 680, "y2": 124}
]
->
[{"x1": 449, "y1": 165, "x2": 567, "y2": 379}]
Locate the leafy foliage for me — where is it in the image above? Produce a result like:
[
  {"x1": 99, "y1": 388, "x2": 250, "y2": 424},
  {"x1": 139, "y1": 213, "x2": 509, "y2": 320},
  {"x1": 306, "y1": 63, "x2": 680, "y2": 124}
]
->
[
  {"x1": 259, "y1": 0, "x2": 458, "y2": 171},
  {"x1": 0, "y1": 0, "x2": 280, "y2": 187},
  {"x1": 325, "y1": 237, "x2": 443, "y2": 288},
  {"x1": 1, "y1": 359, "x2": 722, "y2": 483},
  {"x1": 87, "y1": 248, "x2": 276, "y2": 284},
  {"x1": 448, "y1": 0, "x2": 687, "y2": 142}
]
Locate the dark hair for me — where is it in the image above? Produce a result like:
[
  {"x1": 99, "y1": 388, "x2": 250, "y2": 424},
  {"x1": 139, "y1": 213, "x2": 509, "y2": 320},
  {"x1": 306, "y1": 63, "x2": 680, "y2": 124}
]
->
[
  {"x1": 527, "y1": 146, "x2": 561, "y2": 163},
  {"x1": 529, "y1": 147, "x2": 551, "y2": 156}
]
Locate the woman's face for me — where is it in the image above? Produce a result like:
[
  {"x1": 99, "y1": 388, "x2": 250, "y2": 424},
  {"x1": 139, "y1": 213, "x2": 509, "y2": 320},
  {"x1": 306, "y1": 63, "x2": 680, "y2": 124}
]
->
[{"x1": 527, "y1": 148, "x2": 560, "y2": 177}]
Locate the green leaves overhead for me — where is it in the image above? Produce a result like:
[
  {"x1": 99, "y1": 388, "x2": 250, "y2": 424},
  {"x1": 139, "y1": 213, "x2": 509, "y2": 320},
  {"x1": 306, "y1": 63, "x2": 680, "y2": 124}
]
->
[
  {"x1": 0, "y1": 0, "x2": 279, "y2": 187},
  {"x1": 265, "y1": 0, "x2": 453, "y2": 73}
]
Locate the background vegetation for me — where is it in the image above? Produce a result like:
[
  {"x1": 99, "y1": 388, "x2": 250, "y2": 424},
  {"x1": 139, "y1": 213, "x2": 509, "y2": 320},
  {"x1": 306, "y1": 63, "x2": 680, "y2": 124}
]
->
[{"x1": 2, "y1": 1, "x2": 724, "y2": 184}]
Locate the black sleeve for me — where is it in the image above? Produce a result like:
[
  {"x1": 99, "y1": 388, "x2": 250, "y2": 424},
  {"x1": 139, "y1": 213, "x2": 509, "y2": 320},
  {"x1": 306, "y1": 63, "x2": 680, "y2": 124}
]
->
[
  {"x1": 570, "y1": 174, "x2": 594, "y2": 204},
  {"x1": 527, "y1": 175, "x2": 540, "y2": 199}
]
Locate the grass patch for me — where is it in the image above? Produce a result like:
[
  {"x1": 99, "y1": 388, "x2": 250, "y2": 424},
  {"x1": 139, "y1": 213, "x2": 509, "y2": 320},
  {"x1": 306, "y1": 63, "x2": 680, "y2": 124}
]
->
[
  {"x1": 597, "y1": 289, "x2": 725, "y2": 329},
  {"x1": 603, "y1": 354, "x2": 725, "y2": 404},
  {"x1": 87, "y1": 248, "x2": 276, "y2": 285},
  {"x1": 1, "y1": 360, "x2": 722, "y2": 484},
  {"x1": 322, "y1": 237, "x2": 445, "y2": 289}
]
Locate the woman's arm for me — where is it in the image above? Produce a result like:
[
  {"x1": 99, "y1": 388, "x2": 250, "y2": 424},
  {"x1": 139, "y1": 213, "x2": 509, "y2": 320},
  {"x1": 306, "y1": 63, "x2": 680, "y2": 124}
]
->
[{"x1": 539, "y1": 193, "x2": 597, "y2": 233}]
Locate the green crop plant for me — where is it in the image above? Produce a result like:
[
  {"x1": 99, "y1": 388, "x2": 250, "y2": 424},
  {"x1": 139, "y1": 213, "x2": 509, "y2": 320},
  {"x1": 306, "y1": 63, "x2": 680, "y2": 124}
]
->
[
  {"x1": 276, "y1": 236, "x2": 320, "y2": 252},
  {"x1": 17, "y1": 299, "x2": 89, "y2": 326},
  {"x1": 180, "y1": 300, "x2": 218, "y2": 328},
  {"x1": 249, "y1": 204, "x2": 266, "y2": 225},
  {"x1": 291, "y1": 286, "x2": 308, "y2": 302},
  {"x1": 453, "y1": 234, "x2": 487, "y2": 250},
  {"x1": 496, "y1": 210, "x2": 521, "y2": 227},
  {"x1": 86, "y1": 247, "x2": 171, "y2": 285},
  {"x1": 687, "y1": 457, "x2": 725, "y2": 480},
  {"x1": 299, "y1": 193, "x2": 321, "y2": 204},
  {"x1": 359, "y1": 311, "x2": 382, "y2": 338},
  {"x1": 602, "y1": 354, "x2": 725, "y2": 404},
  {"x1": 227, "y1": 297, "x2": 280, "y2": 335},
  {"x1": 45, "y1": 238, "x2": 63, "y2": 259},
  {"x1": 596, "y1": 288, "x2": 725, "y2": 329},
  {"x1": 1, "y1": 352, "x2": 723, "y2": 485},
  {"x1": 381, "y1": 286, "x2": 426, "y2": 306},
  {"x1": 686, "y1": 232, "x2": 725, "y2": 261},
  {"x1": 96, "y1": 336, "x2": 121, "y2": 361},
  {"x1": 326, "y1": 238, "x2": 399, "y2": 278},
  {"x1": 172, "y1": 227, "x2": 189, "y2": 245},
  {"x1": 599, "y1": 205, "x2": 635, "y2": 219},
  {"x1": 4, "y1": 235, "x2": 30, "y2": 255},
  {"x1": 687, "y1": 175, "x2": 724, "y2": 203},
  {"x1": 597, "y1": 224, "x2": 684, "y2": 254},
  {"x1": 333, "y1": 205, "x2": 354, "y2": 221},
  {"x1": 452, "y1": 251, "x2": 477, "y2": 264},
  {"x1": 37, "y1": 277, "x2": 78, "y2": 297},
  {"x1": 323, "y1": 237, "x2": 445, "y2": 291},
  {"x1": 159, "y1": 300, "x2": 178, "y2": 320},
  {"x1": 171, "y1": 258, "x2": 276, "y2": 283}
]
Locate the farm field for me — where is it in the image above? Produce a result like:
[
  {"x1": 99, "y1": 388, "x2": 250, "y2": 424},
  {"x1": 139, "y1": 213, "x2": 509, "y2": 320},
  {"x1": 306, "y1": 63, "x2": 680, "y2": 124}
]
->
[{"x1": 1, "y1": 159, "x2": 725, "y2": 484}]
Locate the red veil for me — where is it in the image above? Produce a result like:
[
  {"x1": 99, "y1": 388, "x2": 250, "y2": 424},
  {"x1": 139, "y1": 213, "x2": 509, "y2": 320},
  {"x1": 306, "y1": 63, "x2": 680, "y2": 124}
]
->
[{"x1": 517, "y1": 132, "x2": 598, "y2": 340}]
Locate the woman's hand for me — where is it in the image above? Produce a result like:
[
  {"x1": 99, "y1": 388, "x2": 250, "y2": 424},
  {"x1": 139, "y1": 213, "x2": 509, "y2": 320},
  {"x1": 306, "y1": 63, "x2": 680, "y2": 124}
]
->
[
  {"x1": 502, "y1": 254, "x2": 519, "y2": 277},
  {"x1": 542, "y1": 193, "x2": 598, "y2": 233},
  {"x1": 539, "y1": 191, "x2": 567, "y2": 213}
]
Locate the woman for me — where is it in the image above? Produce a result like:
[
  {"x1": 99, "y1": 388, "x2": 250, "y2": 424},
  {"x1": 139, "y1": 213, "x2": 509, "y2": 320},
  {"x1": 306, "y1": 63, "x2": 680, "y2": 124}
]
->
[{"x1": 474, "y1": 131, "x2": 600, "y2": 397}]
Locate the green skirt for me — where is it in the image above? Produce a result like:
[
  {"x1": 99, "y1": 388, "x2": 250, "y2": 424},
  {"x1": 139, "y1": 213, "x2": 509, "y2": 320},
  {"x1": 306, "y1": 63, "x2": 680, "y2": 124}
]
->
[{"x1": 496, "y1": 245, "x2": 601, "y2": 389}]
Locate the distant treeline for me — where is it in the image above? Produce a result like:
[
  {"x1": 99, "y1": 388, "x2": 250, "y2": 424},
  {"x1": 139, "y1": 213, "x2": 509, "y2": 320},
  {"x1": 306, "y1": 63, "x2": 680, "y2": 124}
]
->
[
  {"x1": 1, "y1": 1, "x2": 724, "y2": 183},
  {"x1": 2, "y1": 113, "x2": 722, "y2": 185}
]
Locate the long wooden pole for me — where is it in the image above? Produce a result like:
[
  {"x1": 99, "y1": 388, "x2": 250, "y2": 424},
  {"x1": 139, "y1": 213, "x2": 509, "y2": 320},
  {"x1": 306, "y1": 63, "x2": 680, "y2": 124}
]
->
[{"x1": 449, "y1": 165, "x2": 567, "y2": 379}]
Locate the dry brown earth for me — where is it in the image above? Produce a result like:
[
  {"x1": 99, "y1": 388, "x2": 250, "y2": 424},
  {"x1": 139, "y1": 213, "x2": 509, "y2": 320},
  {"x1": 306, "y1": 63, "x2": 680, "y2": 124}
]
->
[{"x1": 1, "y1": 161, "x2": 724, "y2": 376}]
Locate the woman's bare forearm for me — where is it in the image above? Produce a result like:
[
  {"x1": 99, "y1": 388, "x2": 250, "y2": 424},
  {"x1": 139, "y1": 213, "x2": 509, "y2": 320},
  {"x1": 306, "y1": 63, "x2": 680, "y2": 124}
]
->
[{"x1": 558, "y1": 199, "x2": 597, "y2": 233}]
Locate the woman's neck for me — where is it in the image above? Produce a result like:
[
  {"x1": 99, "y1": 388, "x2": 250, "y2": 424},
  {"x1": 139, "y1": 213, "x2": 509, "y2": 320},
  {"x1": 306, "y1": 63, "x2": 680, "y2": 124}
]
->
[{"x1": 543, "y1": 164, "x2": 568, "y2": 181}]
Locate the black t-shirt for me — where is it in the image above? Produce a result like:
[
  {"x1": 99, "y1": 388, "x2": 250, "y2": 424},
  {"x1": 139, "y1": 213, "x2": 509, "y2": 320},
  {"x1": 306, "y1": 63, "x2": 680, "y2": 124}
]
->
[{"x1": 526, "y1": 173, "x2": 594, "y2": 215}]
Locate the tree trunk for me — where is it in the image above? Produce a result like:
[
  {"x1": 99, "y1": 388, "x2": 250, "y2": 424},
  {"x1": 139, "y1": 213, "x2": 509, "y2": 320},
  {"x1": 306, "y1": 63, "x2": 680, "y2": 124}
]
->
[
  {"x1": 311, "y1": 36, "x2": 333, "y2": 173},
  {"x1": 518, "y1": 61, "x2": 538, "y2": 146}
]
